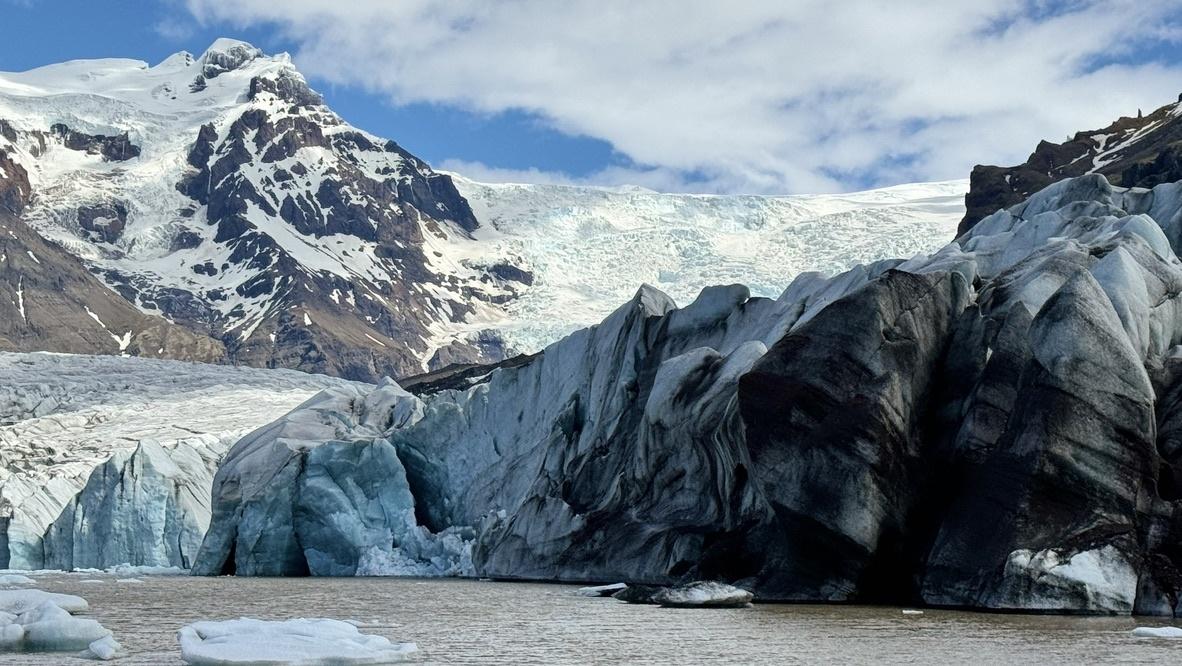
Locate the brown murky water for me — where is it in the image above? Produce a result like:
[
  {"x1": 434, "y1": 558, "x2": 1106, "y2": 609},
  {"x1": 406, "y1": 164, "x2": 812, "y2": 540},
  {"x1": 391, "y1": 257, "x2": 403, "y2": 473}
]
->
[{"x1": 1, "y1": 574, "x2": 1179, "y2": 664}]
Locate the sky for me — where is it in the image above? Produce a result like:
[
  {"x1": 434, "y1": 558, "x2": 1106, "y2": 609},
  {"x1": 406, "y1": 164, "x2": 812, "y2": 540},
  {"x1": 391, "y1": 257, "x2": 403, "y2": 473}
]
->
[{"x1": 2, "y1": 0, "x2": 1182, "y2": 195}]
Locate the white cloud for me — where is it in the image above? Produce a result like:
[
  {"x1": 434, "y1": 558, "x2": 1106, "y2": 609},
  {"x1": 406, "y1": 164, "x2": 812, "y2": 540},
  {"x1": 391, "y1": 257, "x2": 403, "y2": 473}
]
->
[{"x1": 183, "y1": 0, "x2": 1182, "y2": 194}]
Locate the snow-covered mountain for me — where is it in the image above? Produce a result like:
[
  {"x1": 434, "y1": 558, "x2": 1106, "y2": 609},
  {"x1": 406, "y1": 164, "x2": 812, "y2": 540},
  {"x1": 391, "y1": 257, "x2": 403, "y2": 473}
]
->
[{"x1": 0, "y1": 39, "x2": 965, "y2": 380}]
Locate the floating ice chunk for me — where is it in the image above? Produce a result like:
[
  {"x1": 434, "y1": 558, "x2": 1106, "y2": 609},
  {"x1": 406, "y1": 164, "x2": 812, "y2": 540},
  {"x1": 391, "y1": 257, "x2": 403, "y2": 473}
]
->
[
  {"x1": 652, "y1": 581, "x2": 753, "y2": 608},
  {"x1": 0, "y1": 622, "x2": 23, "y2": 649},
  {"x1": 19, "y1": 601, "x2": 111, "y2": 651},
  {"x1": 0, "y1": 594, "x2": 119, "y2": 657},
  {"x1": 902, "y1": 609, "x2": 924, "y2": 615},
  {"x1": 115, "y1": 578, "x2": 143, "y2": 584},
  {"x1": 0, "y1": 574, "x2": 35, "y2": 586},
  {"x1": 177, "y1": 617, "x2": 418, "y2": 665},
  {"x1": 106, "y1": 564, "x2": 188, "y2": 576},
  {"x1": 0, "y1": 589, "x2": 88, "y2": 614},
  {"x1": 1132, "y1": 626, "x2": 1182, "y2": 638},
  {"x1": 576, "y1": 583, "x2": 627, "y2": 597},
  {"x1": 85, "y1": 634, "x2": 122, "y2": 660}
]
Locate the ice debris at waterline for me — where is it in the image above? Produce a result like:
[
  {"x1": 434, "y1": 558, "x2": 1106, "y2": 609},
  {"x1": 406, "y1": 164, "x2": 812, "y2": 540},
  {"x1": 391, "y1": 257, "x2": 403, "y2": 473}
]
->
[
  {"x1": 0, "y1": 589, "x2": 121, "y2": 660},
  {"x1": 652, "y1": 582, "x2": 753, "y2": 608},
  {"x1": 612, "y1": 586, "x2": 664, "y2": 605},
  {"x1": 575, "y1": 583, "x2": 627, "y2": 597},
  {"x1": 0, "y1": 575, "x2": 34, "y2": 586},
  {"x1": 177, "y1": 617, "x2": 417, "y2": 665},
  {"x1": 1132, "y1": 626, "x2": 1182, "y2": 638},
  {"x1": 606, "y1": 582, "x2": 753, "y2": 608}
]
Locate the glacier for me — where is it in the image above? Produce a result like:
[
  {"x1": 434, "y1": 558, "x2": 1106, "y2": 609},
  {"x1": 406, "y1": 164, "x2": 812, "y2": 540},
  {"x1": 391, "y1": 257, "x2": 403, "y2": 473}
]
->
[
  {"x1": 0, "y1": 352, "x2": 356, "y2": 570},
  {"x1": 194, "y1": 174, "x2": 1182, "y2": 615}
]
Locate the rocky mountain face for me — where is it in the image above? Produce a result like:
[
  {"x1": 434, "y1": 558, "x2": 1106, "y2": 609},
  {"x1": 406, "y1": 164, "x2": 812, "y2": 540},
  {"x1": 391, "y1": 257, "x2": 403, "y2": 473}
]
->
[
  {"x1": 0, "y1": 40, "x2": 964, "y2": 381},
  {"x1": 192, "y1": 173, "x2": 1182, "y2": 615},
  {"x1": 1, "y1": 131, "x2": 223, "y2": 361},
  {"x1": 0, "y1": 39, "x2": 522, "y2": 381},
  {"x1": 960, "y1": 95, "x2": 1182, "y2": 234}
]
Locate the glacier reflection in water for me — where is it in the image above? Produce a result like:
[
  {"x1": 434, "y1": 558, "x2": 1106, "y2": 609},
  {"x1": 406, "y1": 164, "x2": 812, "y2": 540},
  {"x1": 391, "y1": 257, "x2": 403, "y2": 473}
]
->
[{"x1": 0, "y1": 575, "x2": 1176, "y2": 664}]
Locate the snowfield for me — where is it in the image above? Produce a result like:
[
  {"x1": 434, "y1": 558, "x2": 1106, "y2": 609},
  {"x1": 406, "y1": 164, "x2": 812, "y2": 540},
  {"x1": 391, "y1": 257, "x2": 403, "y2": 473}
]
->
[
  {"x1": 448, "y1": 176, "x2": 967, "y2": 352},
  {"x1": 0, "y1": 352, "x2": 358, "y2": 570}
]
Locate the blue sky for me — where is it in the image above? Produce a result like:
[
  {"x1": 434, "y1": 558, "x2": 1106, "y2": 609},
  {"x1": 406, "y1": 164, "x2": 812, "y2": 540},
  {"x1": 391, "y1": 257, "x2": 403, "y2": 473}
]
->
[
  {"x1": 0, "y1": 0, "x2": 625, "y2": 180},
  {"x1": 3, "y1": 1, "x2": 1182, "y2": 194}
]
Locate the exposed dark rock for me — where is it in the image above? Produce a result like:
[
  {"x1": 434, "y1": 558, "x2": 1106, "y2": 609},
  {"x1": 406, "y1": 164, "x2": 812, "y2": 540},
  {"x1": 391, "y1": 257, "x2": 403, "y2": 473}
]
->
[
  {"x1": 50, "y1": 123, "x2": 140, "y2": 162},
  {"x1": 960, "y1": 97, "x2": 1182, "y2": 234},
  {"x1": 0, "y1": 148, "x2": 31, "y2": 214},
  {"x1": 0, "y1": 209, "x2": 224, "y2": 362},
  {"x1": 198, "y1": 40, "x2": 262, "y2": 80},
  {"x1": 76, "y1": 202, "x2": 128, "y2": 244},
  {"x1": 488, "y1": 263, "x2": 535, "y2": 285},
  {"x1": 426, "y1": 330, "x2": 512, "y2": 372},
  {"x1": 249, "y1": 71, "x2": 323, "y2": 107},
  {"x1": 612, "y1": 585, "x2": 665, "y2": 604}
]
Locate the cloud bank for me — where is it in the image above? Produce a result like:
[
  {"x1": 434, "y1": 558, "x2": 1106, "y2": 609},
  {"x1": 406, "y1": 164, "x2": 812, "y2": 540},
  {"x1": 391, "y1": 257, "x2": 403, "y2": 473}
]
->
[{"x1": 183, "y1": 0, "x2": 1182, "y2": 193}]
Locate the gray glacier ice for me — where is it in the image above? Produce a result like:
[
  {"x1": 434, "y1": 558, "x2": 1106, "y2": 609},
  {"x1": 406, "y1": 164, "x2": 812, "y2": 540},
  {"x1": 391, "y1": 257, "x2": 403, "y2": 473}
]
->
[
  {"x1": 193, "y1": 174, "x2": 1182, "y2": 616},
  {"x1": 0, "y1": 352, "x2": 355, "y2": 570}
]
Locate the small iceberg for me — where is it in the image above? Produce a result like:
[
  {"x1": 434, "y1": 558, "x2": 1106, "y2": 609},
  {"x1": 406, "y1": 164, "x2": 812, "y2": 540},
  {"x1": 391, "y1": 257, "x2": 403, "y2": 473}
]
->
[
  {"x1": 0, "y1": 574, "x2": 34, "y2": 586},
  {"x1": 0, "y1": 589, "x2": 89, "y2": 615},
  {"x1": 1132, "y1": 626, "x2": 1182, "y2": 638},
  {"x1": 654, "y1": 581, "x2": 753, "y2": 608},
  {"x1": 902, "y1": 609, "x2": 924, "y2": 615},
  {"x1": 576, "y1": 583, "x2": 627, "y2": 597},
  {"x1": 178, "y1": 617, "x2": 418, "y2": 665},
  {"x1": 0, "y1": 589, "x2": 121, "y2": 660}
]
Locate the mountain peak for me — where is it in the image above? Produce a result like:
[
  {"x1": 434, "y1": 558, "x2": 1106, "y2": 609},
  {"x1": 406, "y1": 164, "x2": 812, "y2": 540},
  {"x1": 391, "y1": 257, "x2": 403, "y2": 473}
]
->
[
  {"x1": 196, "y1": 38, "x2": 269, "y2": 83},
  {"x1": 200, "y1": 38, "x2": 263, "y2": 65}
]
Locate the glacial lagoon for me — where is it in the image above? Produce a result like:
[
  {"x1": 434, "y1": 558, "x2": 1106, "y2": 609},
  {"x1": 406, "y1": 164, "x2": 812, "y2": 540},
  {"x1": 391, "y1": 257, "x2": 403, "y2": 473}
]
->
[{"x1": 1, "y1": 574, "x2": 1179, "y2": 664}]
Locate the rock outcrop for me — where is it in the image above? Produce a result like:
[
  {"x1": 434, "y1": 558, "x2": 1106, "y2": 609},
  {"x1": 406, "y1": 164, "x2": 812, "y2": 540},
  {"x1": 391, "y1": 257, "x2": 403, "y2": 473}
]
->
[
  {"x1": 960, "y1": 96, "x2": 1182, "y2": 233},
  {"x1": 195, "y1": 173, "x2": 1182, "y2": 616}
]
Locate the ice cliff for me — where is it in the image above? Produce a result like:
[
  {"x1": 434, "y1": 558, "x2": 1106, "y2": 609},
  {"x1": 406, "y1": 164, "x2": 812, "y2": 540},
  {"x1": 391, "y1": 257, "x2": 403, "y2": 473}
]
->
[{"x1": 192, "y1": 173, "x2": 1182, "y2": 615}]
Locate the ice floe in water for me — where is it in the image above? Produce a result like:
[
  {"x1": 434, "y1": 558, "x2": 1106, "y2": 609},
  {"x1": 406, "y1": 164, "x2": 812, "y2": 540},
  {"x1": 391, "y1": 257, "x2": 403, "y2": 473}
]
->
[
  {"x1": 0, "y1": 574, "x2": 34, "y2": 586},
  {"x1": 0, "y1": 589, "x2": 121, "y2": 660},
  {"x1": 177, "y1": 617, "x2": 417, "y2": 665},
  {"x1": 1132, "y1": 626, "x2": 1182, "y2": 638},
  {"x1": 576, "y1": 583, "x2": 627, "y2": 597},
  {"x1": 652, "y1": 581, "x2": 754, "y2": 608}
]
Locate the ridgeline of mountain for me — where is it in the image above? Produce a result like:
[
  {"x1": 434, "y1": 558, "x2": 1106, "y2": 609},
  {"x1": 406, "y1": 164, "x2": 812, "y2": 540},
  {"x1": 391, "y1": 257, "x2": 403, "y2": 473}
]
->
[{"x1": 960, "y1": 95, "x2": 1182, "y2": 234}]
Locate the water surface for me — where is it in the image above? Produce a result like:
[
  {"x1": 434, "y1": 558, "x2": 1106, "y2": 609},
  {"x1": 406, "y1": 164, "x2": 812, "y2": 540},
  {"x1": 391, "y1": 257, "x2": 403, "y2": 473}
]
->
[{"x1": 2, "y1": 575, "x2": 1178, "y2": 664}]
